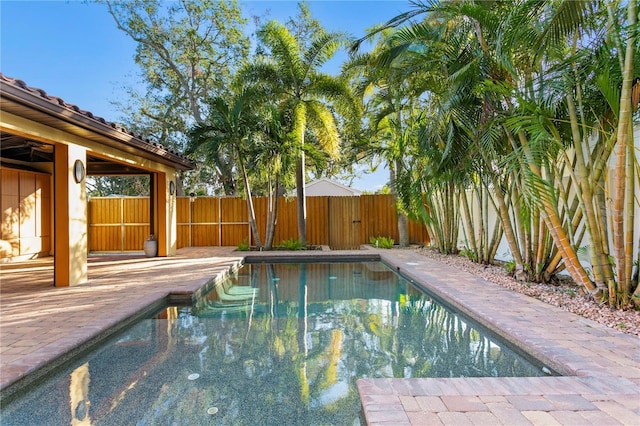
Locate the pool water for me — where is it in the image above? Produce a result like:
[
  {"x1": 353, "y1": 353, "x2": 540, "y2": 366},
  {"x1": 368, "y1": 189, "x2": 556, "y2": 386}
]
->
[{"x1": 1, "y1": 262, "x2": 544, "y2": 425}]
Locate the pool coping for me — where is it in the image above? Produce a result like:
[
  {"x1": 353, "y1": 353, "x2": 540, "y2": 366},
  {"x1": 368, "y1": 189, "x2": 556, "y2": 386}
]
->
[{"x1": 1, "y1": 247, "x2": 638, "y2": 424}]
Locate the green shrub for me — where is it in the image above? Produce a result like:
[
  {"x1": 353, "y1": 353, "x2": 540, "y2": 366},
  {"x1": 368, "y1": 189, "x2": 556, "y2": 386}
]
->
[
  {"x1": 370, "y1": 236, "x2": 394, "y2": 249},
  {"x1": 277, "y1": 238, "x2": 305, "y2": 250},
  {"x1": 503, "y1": 259, "x2": 516, "y2": 275},
  {"x1": 459, "y1": 248, "x2": 478, "y2": 262},
  {"x1": 237, "y1": 239, "x2": 250, "y2": 251}
]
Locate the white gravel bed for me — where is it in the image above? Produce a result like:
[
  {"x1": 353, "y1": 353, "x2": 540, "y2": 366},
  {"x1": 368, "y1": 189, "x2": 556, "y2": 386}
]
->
[{"x1": 415, "y1": 247, "x2": 640, "y2": 337}]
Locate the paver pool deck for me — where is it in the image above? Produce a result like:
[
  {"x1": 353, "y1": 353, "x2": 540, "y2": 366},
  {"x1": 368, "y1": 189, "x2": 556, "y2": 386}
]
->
[{"x1": 1, "y1": 247, "x2": 639, "y2": 425}]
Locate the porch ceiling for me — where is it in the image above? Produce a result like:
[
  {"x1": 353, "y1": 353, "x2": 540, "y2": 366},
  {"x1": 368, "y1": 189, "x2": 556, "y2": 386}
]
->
[{"x1": 1, "y1": 131, "x2": 152, "y2": 175}]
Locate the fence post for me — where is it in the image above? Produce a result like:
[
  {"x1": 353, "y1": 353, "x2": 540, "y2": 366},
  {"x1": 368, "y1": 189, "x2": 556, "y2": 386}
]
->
[
  {"x1": 218, "y1": 197, "x2": 222, "y2": 247},
  {"x1": 188, "y1": 195, "x2": 194, "y2": 247},
  {"x1": 120, "y1": 197, "x2": 125, "y2": 252}
]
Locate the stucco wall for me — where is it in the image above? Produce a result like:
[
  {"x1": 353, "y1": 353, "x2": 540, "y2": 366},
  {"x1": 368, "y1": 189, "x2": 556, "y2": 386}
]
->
[
  {"x1": 305, "y1": 179, "x2": 361, "y2": 197},
  {"x1": 459, "y1": 125, "x2": 640, "y2": 269}
]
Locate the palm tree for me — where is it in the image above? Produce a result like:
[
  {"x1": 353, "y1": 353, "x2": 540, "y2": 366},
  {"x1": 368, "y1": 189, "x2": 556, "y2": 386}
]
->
[
  {"x1": 244, "y1": 20, "x2": 359, "y2": 245},
  {"x1": 610, "y1": 0, "x2": 637, "y2": 306},
  {"x1": 250, "y1": 105, "x2": 295, "y2": 249},
  {"x1": 343, "y1": 40, "x2": 427, "y2": 248},
  {"x1": 370, "y1": 0, "x2": 638, "y2": 306},
  {"x1": 502, "y1": 0, "x2": 637, "y2": 305},
  {"x1": 356, "y1": 3, "x2": 533, "y2": 274},
  {"x1": 187, "y1": 88, "x2": 264, "y2": 248}
]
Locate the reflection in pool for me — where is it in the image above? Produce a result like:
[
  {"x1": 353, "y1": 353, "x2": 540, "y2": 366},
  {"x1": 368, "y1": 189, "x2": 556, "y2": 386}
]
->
[{"x1": 1, "y1": 262, "x2": 544, "y2": 425}]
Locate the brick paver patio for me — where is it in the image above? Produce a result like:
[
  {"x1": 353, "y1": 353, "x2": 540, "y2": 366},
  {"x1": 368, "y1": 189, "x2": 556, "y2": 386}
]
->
[{"x1": 1, "y1": 247, "x2": 638, "y2": 425}]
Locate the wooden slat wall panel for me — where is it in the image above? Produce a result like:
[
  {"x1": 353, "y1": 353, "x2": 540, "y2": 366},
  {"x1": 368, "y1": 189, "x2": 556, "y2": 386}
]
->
[
  {"x1": 176, "y1": 197, "x2": 190, "y2": 249},
  {"x1": 19, "y1": 173, "x2": 36, "y2": 241},
  {"x1": 221, "y1": 197, "x2": 247, "y2": 221},
  {"x1": 89, "y1": 194, "x2": 429, "y2": 251},
  {"x1": 89, "y1": 226, "x2": 121, "y2": 252},
  {"x1": 193, "y1": 225, "x2": 219, "y2": 246},
  {"x1": 276, "y1": 197, "x2": 298, "y2": 245},
  {"x1": 360, "y1": 194, "x2": 398, "y2": 243},
  {"x1": 89, "y1": 198, "x2": 117, "y2": 251},
  {"x1": 306, "y1": 196, "x2": 329, "y2": 246},
  {"x1": 1, "y1": 169, "x2": 20, "y2": 256},
  {"x1": 176, "y1": 225, "x2": 190, "y2": 249},
  {"x1": 36, "y1": 173, "x2": 51, "y2": 253},
  {"x1": 18, "y1": 173, "x2": 37, "y2": 255},
  {"x1": 328, "y1": 196, "x2": 361, "y2": 249},
  {"x1": 1, "y1": 169, "x2": 20, "y2": 196},
  {"x1": 408, "y1": 220, "x2": 430, "y2": 245},
  {"x1": 35, "y1": 174, "x2": 50, "y2": 235},
  {"x1": 122, "y1": 198, "x2": 150, "y2": 251},
  {"x1": 193, "y1": 197, "x2": 219, "y2": 223},
  {"x1": 89, "y1": 198, "x2": 122, "y2": 224},
  {"x1": 123, "y1": 198, "x2": 149, "y2": 224},
  {"x1": 251, "y1": 196, "x2": 299, "y2": 247},
  {"x1": 1, "y1": 168, "x2": 52, "y2": 258},
  {"x1": 220, "y1": 198, "x2": 249, "y2": 246},
  {"x1": 89, "y1": 198, "x2": 120, "y2": 251},
  {"x1": 221, "y1": 224, "x2": 249, "y2": 246},
  {"x1": 176, "y1": 197, "x2": 190, "y2": 223},
  {"x1": 124, "y1": 225, "x2": 150, "y2": 250}
]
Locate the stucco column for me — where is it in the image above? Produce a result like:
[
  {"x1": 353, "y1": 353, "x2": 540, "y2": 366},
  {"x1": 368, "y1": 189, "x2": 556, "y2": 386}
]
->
[
  {"x1": 166, "y1": 173, "x2": 177, "y2": 256},
  {"x1": 156, "y1": 172, "x2": 177, "y2": 256},
  {"x1": 54, "y1": 143, "x2": 87, "y2": 286}
]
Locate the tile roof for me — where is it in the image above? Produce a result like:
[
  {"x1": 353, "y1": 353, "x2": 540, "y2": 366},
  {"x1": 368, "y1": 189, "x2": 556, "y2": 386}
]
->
[{"x1": 0, "y1": 73, "x2": 194, "y2": 170}]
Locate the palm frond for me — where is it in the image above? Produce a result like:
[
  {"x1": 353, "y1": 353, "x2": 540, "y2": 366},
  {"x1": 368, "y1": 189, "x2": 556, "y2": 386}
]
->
[
  {"x1": 305, "y1": 100, "x2": 341, "y2": 159},
  {"x1": 289, "y1": 101, "x2": 307, "y2": 147},
  {"x1": 303, "y1": 31, "x2": 348, "y2": 71},
  {"x1": 595, "y1": 60, "x2": 622, "y2": 117},
  {"x1": 535, "y1": 0, "x2": 596, "y2": 55},
  {"x1": 257, "y1": 21, "x2": 304, "y2": 85},
  {"x1": 350, "y1": 1, "x2": 434, "y2": 54}
]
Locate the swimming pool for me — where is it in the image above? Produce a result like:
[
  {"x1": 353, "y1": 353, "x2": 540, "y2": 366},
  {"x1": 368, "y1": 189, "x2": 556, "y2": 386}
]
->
[{"x1": 1, "y1": 261, "x2": 545, "y2": 425}]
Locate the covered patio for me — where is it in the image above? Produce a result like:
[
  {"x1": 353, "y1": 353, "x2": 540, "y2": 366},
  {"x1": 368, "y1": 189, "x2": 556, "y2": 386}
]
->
[{"x1": 1, "y1": 73, "x2": 194, "y2": 286}]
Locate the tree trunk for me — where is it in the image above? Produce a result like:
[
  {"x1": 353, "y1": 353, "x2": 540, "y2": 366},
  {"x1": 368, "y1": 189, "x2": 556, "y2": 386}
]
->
[
  {"x1": 265, "y1": 176, "x2": 280, "y2": 250},
  {"x1": 633, "y1": 235, "x2": 640, "y2": 307},
  {"x1": 460, "y1": 189, "x2": 478, "y2": 260},
  {"x1": 397, "y1": 214, "x2": 409, "y2": 247},
  {"x1": 612, "y1": 0, "x2": 636, "y2": 306},
  {"x1": 566, "y1": 92, "x2": 609, "y2": 289},
  {"x1": 296, "y1": 154, "x2": 307, "y2": 246},
  {"x1": 239, "y1": 157, "x2": 261, "y2": 249},
  {"x1": 493, "y1": 178, "x2": 527, "y2": 281},
  {"x1": 390, "y1": 159, "x2": 409, "y2": 247}
]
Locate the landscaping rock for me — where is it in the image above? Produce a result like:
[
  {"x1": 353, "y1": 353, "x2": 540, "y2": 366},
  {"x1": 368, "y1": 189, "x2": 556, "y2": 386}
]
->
[{"x1": 415, "y1": 247, "x2": 640, "y2": 337}]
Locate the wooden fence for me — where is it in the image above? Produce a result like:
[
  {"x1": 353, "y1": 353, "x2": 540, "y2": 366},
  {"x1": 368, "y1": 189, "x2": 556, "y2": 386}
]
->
[{"x1": 88, "y1": 194, "x2": 429, "y2": 252}]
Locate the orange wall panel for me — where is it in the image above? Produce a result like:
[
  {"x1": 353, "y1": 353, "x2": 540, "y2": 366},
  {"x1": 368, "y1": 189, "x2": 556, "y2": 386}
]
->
[
  {"x1": 1, "y1": 168, "x2": 52, "y2": 259},
  {"x1": 2, "y1": 169, "x2": 19, "y2": 196}
]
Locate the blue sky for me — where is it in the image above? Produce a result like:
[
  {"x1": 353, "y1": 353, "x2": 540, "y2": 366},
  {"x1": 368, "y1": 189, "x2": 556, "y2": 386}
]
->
[{"x1": 1, "y1": 0, "x2": 412, "y2": 190}]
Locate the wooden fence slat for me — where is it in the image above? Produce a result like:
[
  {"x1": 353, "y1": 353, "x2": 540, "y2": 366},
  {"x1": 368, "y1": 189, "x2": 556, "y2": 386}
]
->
[{"x1": 307, "y1": 196, "x2": 329, "y2": 246}]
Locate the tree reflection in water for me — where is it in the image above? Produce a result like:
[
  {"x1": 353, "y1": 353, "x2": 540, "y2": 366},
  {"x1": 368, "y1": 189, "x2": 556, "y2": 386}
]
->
[{"x1": 2, "y1": 262, "x2": 542, "y2": 426}]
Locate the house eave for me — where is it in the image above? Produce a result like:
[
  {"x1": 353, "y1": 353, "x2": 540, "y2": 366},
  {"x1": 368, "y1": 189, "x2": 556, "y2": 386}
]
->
[{"x1": 0, "y1": 74, "x2": 195, "y2": 171}]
